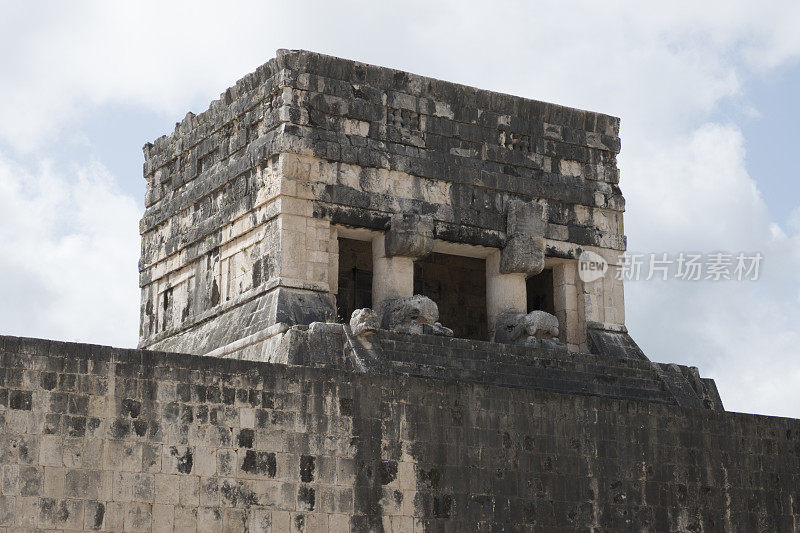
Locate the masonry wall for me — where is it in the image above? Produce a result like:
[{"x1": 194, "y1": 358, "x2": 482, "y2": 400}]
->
[{"x1": 1, "y1": 335, "x2": 798, "y2": 532}]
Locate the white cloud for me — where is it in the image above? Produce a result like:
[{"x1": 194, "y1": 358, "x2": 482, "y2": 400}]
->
[
  {"x1": 1, "y1": 0, "x2": 800, "y2": 416},
  {"x1": 0, "y1": 154, "x2": 141, "y2": 347},
  {"x1": 621, "y1": 121, "x2": 800, "y2": 416},
  {"x1": 624, "y1": 123, "x2": 770, "y2": 251}
]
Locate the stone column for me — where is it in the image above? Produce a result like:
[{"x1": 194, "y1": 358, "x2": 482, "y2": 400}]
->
[
  {"x1": 486, "y1": 251, "x2": 527, "y2": 339},
  {"x1": 552, "y1": 260, "x2": 582, "y2": 351},
  {"x1": 486, "y1": 200, "x2": 548, "y2": 339},
  {"x1": 371, "y1": 213, "x2": 433, "y2": 308}
]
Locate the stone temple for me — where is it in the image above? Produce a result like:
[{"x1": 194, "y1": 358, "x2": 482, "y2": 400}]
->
[
  {"x1": 0, "y1": 50, "x2": 798, "y2": 531},
  {"x1": 139, "y1": 52, "x2": 652, "y2": 369}
]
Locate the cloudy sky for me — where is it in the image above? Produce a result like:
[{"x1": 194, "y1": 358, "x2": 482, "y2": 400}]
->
[{"x1": 1, "y1": 1, "x2": 799, "y2": 417}]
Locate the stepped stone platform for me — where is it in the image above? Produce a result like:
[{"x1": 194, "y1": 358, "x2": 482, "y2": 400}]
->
[
  {"x1": 1, "y1": 334, "x2": 797, "y2": 532},
  {"x1": 253, "y1": 325, "x2": 722, "y2": 411}
]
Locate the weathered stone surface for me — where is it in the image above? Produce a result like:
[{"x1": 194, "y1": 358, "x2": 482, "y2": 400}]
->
[
  {"x1": 145, "y1": 287, "x2": 337, "y2": 356},
  {"x1": 586, "y1": 321, "x2": 647, "y2": 360},
  {"x1": 0, "y1": 335, "x2": 796, "y2": 530},
  {"x1": 3, "y1": 48, "x2": 788, "y2": 532},
  {"x1": 348, "y1": 308, "x2": 379, "y2": 337},
  {"x1": 493, "y1": 309, "x2": 565, "y2": 351},
  {"x1": 500, "y1": 200, "x2": 547, "y2": 275},
  {"x1": 377, "y1": 295, "x2": 453, "y2": 336},
  {"x1": 384, "y1": 213, "x2": 434, "y2": 258}
]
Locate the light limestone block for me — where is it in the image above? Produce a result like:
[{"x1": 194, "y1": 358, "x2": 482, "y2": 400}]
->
[{"x1": 371, "y1": 235, "x2": 415, "y2": 308}]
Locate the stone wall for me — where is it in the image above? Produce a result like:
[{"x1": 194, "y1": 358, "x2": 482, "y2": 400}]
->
[{"x1": 1, "y1": 335, "x2": 797, "y2": 531}]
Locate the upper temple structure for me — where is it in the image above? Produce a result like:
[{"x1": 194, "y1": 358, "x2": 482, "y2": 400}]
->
[
  {"x1": 137, "y1": 49, "x2": 720, "y2": 408},
  {"x1": 137, "y1": 49, "x2": 630, "y2": 352}
]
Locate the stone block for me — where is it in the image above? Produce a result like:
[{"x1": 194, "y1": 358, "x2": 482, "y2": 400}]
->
[
  {"x1": 84, "y1": 500, "x2": 107, "y2": 531},
  {"x1": 384, "y1": 214, "x2": 434, "y2": 258},
  {"x1": 17, "y1": 466, "x2": 41, "y2": 496},
  {"x1": 152, "y1": 503, "x2": 175, "y2": 533},
  {"x1": 174, "y1": 505, "x2": 198, "y2": 532},
  {"x1": 198, "y1": 506, "x2": 223, "y2": 532},
  {"x1": 38, "y1": 497, "x2": 83, "y2": 529},
  {"x1": 103, "y1": 501, "x2": 126, "y2": 531},
  {"x1": 124, "y1": 502, "x2": 152, "y2": 532},
  {"x1": 500, "y1": 201, "x2": 546, "y2": 276},
  {"x1": 271, "y1": 510, "x2": 290, "y2": 532},
  {"x1": 104, "y1": 440, "x2": 141, "y2": 472},
  {"x1": 0, "y1": 496, "x2": 15, "y2": 526},
  {"x1": 1, "y1": 465, "x2": 18, "y2": 496},
  {"x1": 248, "y1": 508, "x2": 272, "y2": 533},
  {"x1": 179, "y1": 475, "x2": 199, "y2": 506},
  {"x1": 155, "y1": 473, "x2": 180, "y2": 505},
  {"x1": 64, "y1": 469, "x2": 101, "y2": 499},
  {"x1": 38, "y1": 436, "x2": 62, "y2": 467}
]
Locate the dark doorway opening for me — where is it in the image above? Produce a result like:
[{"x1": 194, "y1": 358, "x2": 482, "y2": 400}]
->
[
  {"x1": 336, "y1": 238, "x2": 373, "y2": 323},
  {"x1": 526, "y1": 268, "x2": 555, "y2": 315},
  {"x1": 414, "y1": 252, "x2": 487, "y2": 340}
]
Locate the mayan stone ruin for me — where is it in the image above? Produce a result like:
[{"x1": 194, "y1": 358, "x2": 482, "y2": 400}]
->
[{"x1": 0, "y1": 50, "x2": 799, "y2": 531}]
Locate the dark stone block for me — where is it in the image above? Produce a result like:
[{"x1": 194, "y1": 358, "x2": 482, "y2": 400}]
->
[
  {"x1": 237, "y1": 429, "x2": 254, "y2": 449},
  {"x1": 40, "y1": 372, "x2": 57, "y2": 390},
  {"x1": 261, "y1": 392, "x2": 274, "y2": 409},
  {"x1": 44, "y1": 413, "x2": 61, "y2": 434},
  {"x1": 222, "y1": 387, "x2": 235, "y2": 405},
  {"x1": 298, "y1": 485, "x2": 315, "y2": 511},
  {"x1": 169, "y1": 446, "x2": 193, "y2": 474},
  {"x1": 68, "y1": 395, "x2": 89, "y2": 415},
  {"x1": 65, "y1": 416, "x2": 86, "y2": 437},
  {"x1": 132, "y1": 419, "x2": 148, "y2": 437},
  {"x1": 241, "y1": 450, "x2": 276, "y2": 477},
  {"x1": 110, "y1": 419, "x2": 130, "y2": 439},
  {"x1": 206, "y1": 386, "x2": 221, "y2": 403},
  {"x1": 300, "y1": 455, "x2": 315, "y2": 483},
  {"x1": 9, "y1": 390, "x2": 31, "y2": 410},
  {"x1": 379, "y1": 461, "x2": 397, "y2": 485}
]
